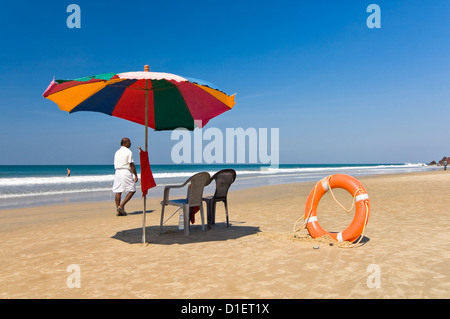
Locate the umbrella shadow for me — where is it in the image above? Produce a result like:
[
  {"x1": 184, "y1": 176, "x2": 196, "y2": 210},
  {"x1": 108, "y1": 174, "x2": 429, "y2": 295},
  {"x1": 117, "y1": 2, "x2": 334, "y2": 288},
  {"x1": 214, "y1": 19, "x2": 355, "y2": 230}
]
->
[{"x1": 111, "y1": 221, "x2": 260, "y2": 245}]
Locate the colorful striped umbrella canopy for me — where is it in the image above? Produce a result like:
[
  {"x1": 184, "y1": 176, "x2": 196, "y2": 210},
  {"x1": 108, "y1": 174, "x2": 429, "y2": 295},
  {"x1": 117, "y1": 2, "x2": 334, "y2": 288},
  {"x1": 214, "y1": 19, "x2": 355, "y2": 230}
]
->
[
  {"x1": 43, "y1": 67, "x2": 236, "y2": 130},
  {"x1": 43, "y1": 66, "x2": 236, "y2": 243}
]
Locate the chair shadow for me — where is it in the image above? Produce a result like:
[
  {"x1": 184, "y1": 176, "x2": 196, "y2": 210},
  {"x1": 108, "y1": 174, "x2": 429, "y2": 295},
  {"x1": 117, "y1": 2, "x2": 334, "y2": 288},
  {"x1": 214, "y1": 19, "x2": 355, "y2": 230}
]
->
[{"x1": 111, "y1": 221, "x2": 260, "y2": 245}]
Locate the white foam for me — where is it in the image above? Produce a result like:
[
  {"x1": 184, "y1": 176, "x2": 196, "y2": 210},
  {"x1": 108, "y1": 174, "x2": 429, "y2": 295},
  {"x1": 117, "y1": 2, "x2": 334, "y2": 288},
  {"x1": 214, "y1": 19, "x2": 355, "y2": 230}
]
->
[
  {"x1": 0, "y1": 175, "x2": 115, "y2": 187},
  {"x1": 0, "y1": 187, "x2": 114, "y2": 199},
  {"x1": 0, "y1": 163, "x2": 434, "y2": 201}
]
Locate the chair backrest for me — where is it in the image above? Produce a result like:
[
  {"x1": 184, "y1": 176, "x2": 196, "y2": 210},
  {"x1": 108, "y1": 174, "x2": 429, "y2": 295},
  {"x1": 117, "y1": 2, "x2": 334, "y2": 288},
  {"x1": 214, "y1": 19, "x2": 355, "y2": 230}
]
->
[
  {"x1": 187, "y1": 172, "x2": 211, "y2": 207},
  {"x1": 211, "y1": 169, "x2": 236, "y2": 200}
]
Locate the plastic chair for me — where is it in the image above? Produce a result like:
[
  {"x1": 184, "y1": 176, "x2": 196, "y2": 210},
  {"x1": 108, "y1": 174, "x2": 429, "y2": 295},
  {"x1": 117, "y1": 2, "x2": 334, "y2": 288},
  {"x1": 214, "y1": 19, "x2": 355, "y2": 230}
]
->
[
  {"x1": 160, "y1": 172, "x2": 211, "y2": 235},
  {"x1": 203, "y1": 169, "x2": 236, "y2": 227}
]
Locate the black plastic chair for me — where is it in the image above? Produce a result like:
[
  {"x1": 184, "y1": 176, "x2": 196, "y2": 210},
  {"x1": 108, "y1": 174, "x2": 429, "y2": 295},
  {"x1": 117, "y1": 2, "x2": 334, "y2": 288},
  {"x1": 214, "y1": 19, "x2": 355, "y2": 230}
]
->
[
  {"x1": 160, "y1": 172, "x2": 211, "y2": 235},
  {"x1": 202, "y1": 169, "x2": 236, "y2": 227}
]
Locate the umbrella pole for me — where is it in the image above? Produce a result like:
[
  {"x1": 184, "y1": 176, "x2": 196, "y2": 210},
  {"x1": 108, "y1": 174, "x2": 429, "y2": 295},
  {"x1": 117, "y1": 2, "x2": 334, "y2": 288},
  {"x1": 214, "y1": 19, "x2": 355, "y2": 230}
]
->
[{"x1": 142, "y1": 65, "x2": 150, "y2": 244}]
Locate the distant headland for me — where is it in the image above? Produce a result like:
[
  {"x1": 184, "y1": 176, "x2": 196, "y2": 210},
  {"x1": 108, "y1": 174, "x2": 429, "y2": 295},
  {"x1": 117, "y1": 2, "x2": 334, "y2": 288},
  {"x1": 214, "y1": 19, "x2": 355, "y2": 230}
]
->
[{"x1": 428, "y1": 156, "x2": 449, "y2": 166}]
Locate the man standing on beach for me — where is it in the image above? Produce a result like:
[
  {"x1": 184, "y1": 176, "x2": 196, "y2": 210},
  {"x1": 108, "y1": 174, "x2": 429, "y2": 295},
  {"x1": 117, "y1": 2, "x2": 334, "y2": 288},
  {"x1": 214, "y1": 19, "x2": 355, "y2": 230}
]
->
[{"x1": 112, "y1": 137, "x2": 138, "y2": 216}]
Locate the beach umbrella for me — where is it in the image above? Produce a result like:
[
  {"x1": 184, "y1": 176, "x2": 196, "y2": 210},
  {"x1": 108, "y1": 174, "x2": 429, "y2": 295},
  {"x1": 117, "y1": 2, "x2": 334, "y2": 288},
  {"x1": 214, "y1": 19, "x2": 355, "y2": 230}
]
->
[{"x1": 43, "y1": 65, "x2": 236, "y2": 243}]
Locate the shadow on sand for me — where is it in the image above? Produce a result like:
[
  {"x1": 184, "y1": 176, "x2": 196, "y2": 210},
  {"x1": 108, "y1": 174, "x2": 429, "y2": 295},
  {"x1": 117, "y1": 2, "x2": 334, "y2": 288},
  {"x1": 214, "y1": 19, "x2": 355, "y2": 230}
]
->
[
  {"x1": 111, "y1": 221, "x2": 260, "y2": 245},
  {"x1": 121, "y1": 209, "x2": 155, "y2": 216}
]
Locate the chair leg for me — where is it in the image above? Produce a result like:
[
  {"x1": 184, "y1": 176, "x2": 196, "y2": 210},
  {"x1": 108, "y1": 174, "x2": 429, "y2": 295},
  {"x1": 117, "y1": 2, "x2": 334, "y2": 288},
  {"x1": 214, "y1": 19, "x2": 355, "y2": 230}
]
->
[
  {"x1": 205, "y1": 199, "x2": 212, "y2": 226},
  {"x1": 224, "y1": 200, "x2": 229, "y2": 227},
  {"x1": 211, "y1": 201, "x2": 217, "y2": 225},
  {"x1": 200, "y1": 203, "x2": 206, "y2": 231},
  {"x1": 208, "y1": 200, "x2": 214, "y2": 225},
  {"x1": 160, "y1": 203, "x2": 166, "y2": 235},
  {"x1": 183, "y1": 204, "x2": 189, "y2": 236}
]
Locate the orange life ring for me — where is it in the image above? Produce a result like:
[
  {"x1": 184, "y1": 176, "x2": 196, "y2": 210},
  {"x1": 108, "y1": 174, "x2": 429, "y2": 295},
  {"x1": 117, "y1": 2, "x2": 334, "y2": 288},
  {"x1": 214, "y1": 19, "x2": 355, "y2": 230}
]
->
[{"x1": 304, "y1": 174, "x2": 370, "y2": 243}]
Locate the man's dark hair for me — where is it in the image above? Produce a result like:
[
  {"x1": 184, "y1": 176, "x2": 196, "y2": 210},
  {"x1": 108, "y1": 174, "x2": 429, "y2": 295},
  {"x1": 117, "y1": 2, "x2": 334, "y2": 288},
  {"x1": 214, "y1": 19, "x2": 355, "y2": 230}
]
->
[{"x1": 120, "y1": 138, "x2": 129, "y2": 146}]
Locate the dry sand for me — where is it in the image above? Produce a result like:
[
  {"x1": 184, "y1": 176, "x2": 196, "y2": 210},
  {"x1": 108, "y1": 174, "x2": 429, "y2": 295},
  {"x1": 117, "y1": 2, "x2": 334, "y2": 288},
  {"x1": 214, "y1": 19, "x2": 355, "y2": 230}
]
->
[{"x1": 0, "y1": 171, "x2": 448, "y2": 299}]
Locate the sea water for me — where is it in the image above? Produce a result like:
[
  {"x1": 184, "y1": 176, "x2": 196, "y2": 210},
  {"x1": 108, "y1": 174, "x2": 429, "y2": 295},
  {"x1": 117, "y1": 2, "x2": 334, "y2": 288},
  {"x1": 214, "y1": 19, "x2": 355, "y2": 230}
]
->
[{"x1": 0, "y1": 163, "x2": 437, "y2": 209}]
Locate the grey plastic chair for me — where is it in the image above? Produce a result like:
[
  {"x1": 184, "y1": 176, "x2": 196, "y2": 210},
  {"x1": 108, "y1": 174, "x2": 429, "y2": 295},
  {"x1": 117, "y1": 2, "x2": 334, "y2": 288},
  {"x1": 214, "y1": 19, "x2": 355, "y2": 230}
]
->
[
  {"x1": 160, "y1": 172, "x2": 211, "y2": 235},
  {"x1": 203, "y1": 169, "x2": 236, "y2": 227}
]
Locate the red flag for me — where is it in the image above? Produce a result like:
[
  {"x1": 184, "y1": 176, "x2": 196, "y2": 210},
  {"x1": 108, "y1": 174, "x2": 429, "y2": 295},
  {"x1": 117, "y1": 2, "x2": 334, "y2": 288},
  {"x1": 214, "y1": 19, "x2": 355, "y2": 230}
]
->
[
  {"x1": 190, "y1": 206, "x2": 200, "y2": 224},
  {"x1": 186, "y1": 184, "x2": 200, "y2": 224},
  {"x1": 139, "y1": 150, "x2": 156, "y2": 197}
]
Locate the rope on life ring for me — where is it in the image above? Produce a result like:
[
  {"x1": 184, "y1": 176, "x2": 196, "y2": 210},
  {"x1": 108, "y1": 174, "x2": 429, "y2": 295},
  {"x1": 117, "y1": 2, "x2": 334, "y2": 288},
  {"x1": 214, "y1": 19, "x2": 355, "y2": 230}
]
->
[{"x1": 293, "y1": 174, "x2": 370, "y2": 248}]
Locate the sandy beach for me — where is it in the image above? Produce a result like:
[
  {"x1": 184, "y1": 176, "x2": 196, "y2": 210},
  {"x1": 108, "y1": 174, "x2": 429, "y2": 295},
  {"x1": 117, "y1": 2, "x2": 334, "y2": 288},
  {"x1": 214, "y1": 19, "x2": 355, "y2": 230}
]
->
[{"x1": 0, "y1": 171, "x2": 448, "y2": 299}]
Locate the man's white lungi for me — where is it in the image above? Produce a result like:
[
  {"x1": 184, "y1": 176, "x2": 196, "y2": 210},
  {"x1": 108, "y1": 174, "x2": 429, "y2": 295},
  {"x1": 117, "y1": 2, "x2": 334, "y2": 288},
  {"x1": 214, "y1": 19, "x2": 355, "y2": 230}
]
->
[{"x1": 112, "y1": 169, "x2": 136, "y2": 193}]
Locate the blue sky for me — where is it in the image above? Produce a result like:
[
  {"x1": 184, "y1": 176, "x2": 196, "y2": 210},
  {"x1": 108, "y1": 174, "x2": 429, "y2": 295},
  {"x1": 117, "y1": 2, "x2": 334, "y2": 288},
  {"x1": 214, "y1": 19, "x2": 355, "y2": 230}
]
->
[{"x1": 0, "y1": 0, "x2": 449, "y2": 165}]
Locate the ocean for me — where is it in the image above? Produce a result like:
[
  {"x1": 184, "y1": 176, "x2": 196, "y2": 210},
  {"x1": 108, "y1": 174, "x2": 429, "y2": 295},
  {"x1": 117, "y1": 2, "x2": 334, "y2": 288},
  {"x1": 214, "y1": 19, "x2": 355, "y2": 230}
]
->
[{"x1": 0, "y1": 163, "x2": 437, "y2": 209}]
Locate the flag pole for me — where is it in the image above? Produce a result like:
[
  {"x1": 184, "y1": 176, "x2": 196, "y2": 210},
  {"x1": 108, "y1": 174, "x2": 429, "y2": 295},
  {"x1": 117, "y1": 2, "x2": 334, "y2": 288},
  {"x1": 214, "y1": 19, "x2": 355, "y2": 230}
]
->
[{"x1": 142, "y1": 64, "x2": 150, "y2": 244}]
